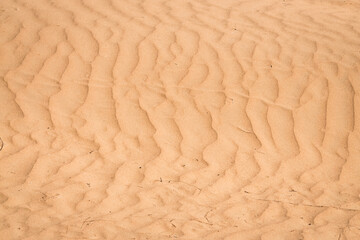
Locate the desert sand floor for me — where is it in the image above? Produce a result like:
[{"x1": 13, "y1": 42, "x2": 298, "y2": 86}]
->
[{"x1": 0, "y1": 0, "x2": 360, "y2": 239}]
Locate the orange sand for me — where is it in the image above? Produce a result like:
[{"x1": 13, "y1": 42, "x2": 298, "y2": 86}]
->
[{"x1": 0, "y1": 0, "x2": 360, "y2": 239}]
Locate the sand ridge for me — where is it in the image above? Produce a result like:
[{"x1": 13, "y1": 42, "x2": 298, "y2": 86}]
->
[{"x1": 0, "y1": 0, "x2": 360, "y2": 239}]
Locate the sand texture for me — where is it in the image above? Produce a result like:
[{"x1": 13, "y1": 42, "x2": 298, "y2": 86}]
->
[{"x1": 1, "y1": 0, "x2": 360, "y2": 239}]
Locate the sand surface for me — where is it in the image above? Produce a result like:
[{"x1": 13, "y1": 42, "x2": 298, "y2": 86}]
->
[{"x1": 1, "y1": 0, "x2": 360, "y2": 239}]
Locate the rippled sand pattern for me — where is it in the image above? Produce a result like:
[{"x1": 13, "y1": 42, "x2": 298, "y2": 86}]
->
[{"x1": 1, "y1": 0, "x2": 360, "y2": 239}]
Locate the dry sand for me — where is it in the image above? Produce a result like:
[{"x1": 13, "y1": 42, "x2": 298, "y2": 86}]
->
[{"x1": 0, "y1": 0, "x2": 360, "y2": 239}]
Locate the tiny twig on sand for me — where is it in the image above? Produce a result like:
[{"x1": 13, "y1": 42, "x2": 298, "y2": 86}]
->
[{"x1": 0, "y1": 138, "x2": 3, "y2": 151}]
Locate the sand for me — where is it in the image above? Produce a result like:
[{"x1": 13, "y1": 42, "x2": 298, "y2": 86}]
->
[{"x1": 0, "y1": 0, "x2": 360, "y2": 239}]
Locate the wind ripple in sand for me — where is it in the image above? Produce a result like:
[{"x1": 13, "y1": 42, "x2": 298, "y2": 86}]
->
[{"x1": 0, "y1": 0, "x2": 360, "y2": 239}]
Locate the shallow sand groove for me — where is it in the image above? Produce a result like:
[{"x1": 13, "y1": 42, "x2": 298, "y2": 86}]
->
[{"x1": 0, "y1": 0, "x2": 360, "y2": 239}]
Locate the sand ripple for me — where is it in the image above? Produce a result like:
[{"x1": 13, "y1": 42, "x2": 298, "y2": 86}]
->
[{"x1": 0, "y1": 0, "x2": 360, "y2": 239}]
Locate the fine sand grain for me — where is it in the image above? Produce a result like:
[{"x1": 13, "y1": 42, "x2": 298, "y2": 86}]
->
[{"x1": 1, "y1": 0, "x2": 360, "y2": 239}]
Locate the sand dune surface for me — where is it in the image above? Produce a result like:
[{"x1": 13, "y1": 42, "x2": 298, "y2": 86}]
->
[{"x1": 1, "y1": 0, "x2": 360, "y2": 239}]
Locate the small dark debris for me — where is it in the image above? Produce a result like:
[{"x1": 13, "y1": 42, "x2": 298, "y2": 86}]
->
[
  {"x1": 89, "y1": 151, "x2": 93, "y2": 154},
  {"x1": 217, "y1": 174, "x2": 220, "y2": 176},
  {"x1": 244, "y1": 191, "x2": 249, "y2": 193},
  {"x1": 160, "y1": 177, "x2": 162, "y2": 182},
  {"x1": 41, "y1": 193, "x2": 47, "y2": 200},
  {"x1": 308, "y1": 223, "x2": 311, "y2": 225},
  {"x1": 270, "y1": 65, "x2": 272, "y2": 68},
  {"x1": 139, "y1": 166, "x2": 142, "y2": 169},
  {"x1": 182, "y1": 164, "x2": 186, "y2": 167},
  {"x1": 86, "y1": 183, "x2": 91, "y2": 187}
]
